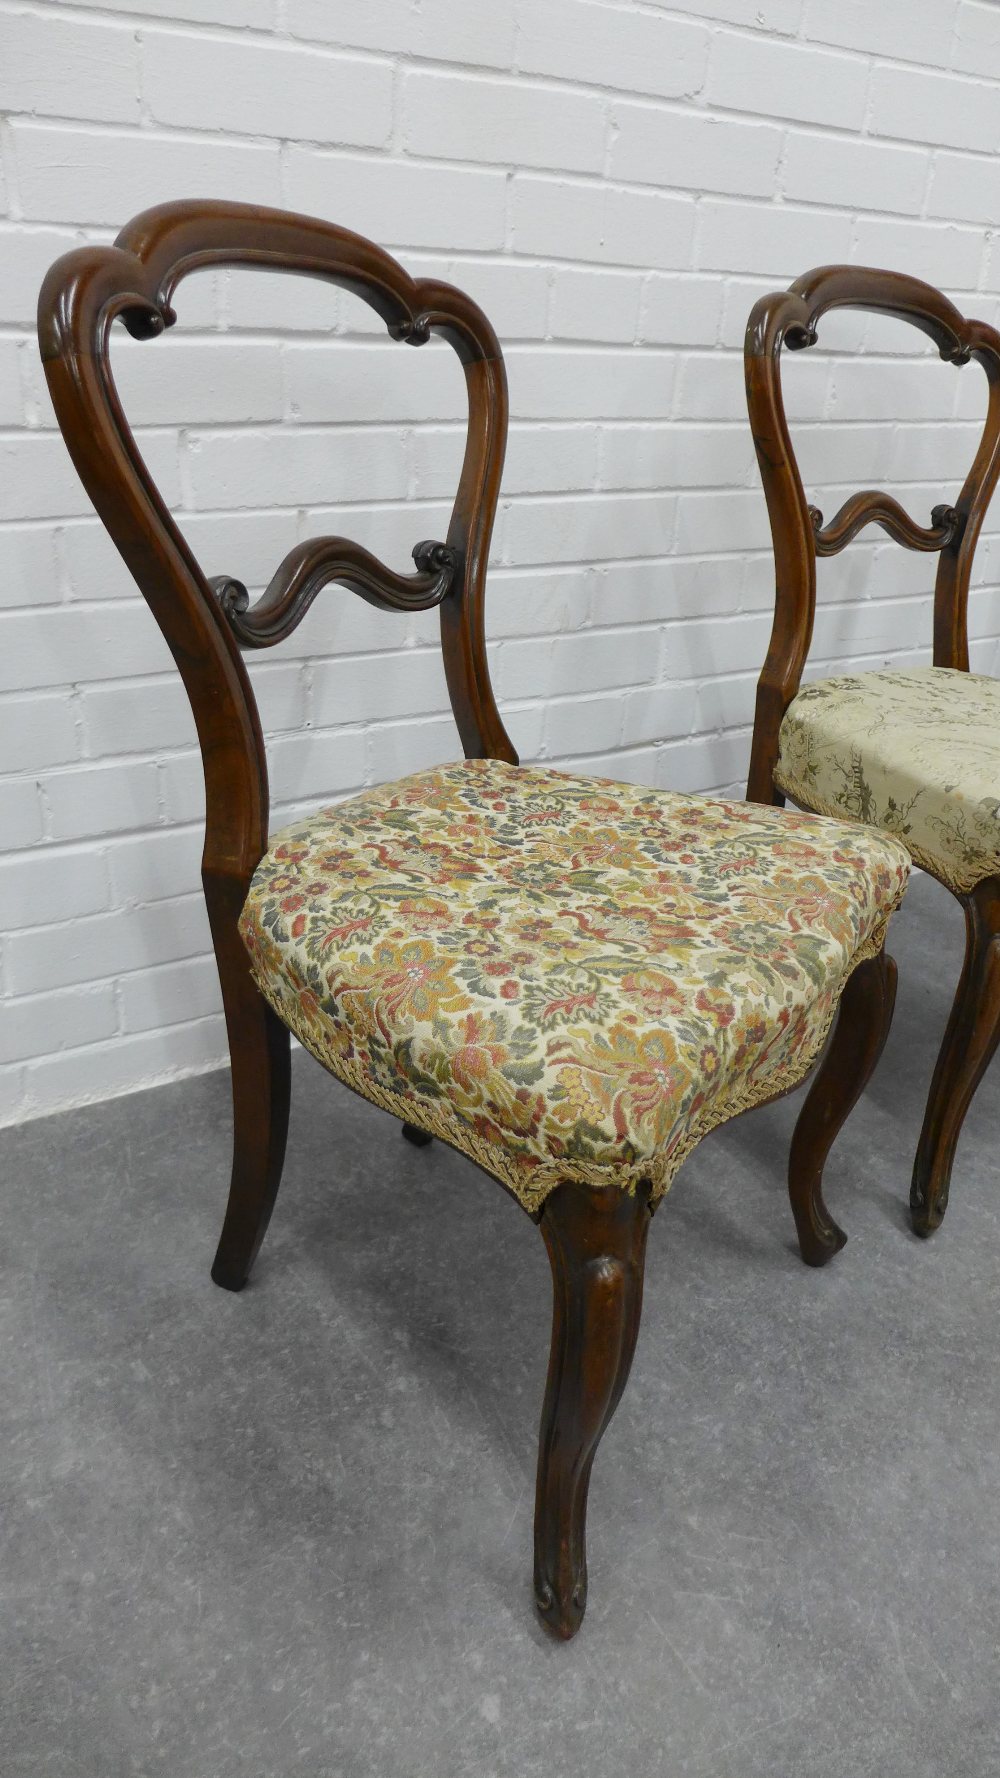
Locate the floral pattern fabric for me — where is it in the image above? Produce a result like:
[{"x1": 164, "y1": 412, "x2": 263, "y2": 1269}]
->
[
  {"x1": 239, "y1": 758, "x2": 909, "y2": 1214},
  {"x1": 775, "y1": 666, "x2": 1000, "y2": 893}
]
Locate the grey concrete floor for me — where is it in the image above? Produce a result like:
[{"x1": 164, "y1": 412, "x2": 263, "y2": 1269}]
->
[{"x1": 2, "y1": 870, "x2": 999, "y2": 1776}]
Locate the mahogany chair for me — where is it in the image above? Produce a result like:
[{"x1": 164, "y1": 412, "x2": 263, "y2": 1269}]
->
[
  {"x1": 745, "y1": 266, "x2": 1000, "y2": 1239},
  {"x1": 39, "y1": 203, "x2": 908, "y2": 1639}
]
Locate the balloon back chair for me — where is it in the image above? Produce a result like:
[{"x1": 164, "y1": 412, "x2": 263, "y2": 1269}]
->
[
  {"x1": 40, "y1": 204, "x2": 909, "y2": 1638},
  {"x1": 745, "y1": 267, "x2": 1000, "y2": 1239}
]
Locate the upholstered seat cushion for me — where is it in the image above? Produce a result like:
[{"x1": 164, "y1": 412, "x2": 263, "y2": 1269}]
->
[
  {"x1": 775, "y1": 666, "x2": 1000, "y2": 893},
  {"x1": 239, "y1": 758, "x2": 908, "y2": 1213}
]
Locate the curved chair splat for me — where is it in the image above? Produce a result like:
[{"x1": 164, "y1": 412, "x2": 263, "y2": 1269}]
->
[
  {"x1": 208, "y1": 539, "x2": 458, "y2": 649},
  {"x1": 808, "y1": 493, "x2": 960, "y2": 557}
]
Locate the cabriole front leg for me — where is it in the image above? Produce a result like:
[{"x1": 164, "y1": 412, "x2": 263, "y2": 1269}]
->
[
  {"x1": 534, "y1": 1180, "x2": 651, "y2": 1640},
  {"x1": 788, "y1": 946, "x2": 898, "y2": 1266},
  {"x1": 206, "y1": 880, "x2": 292, "y2": 1293}
]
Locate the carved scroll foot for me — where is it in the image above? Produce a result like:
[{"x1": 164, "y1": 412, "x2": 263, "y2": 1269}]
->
[
  {"x1": 401, "y1": 1122, "x2": 433, "y2": 1148},
  {"x1": 534, "y1": 1181, "x2": 651, "y2": 1640},
  {"x1": 910, "y1": 882, "x2": 1000, "y2": 1238},
  {"x1": 788, "y1": 948, "x2": 897, "y2": 1266}
]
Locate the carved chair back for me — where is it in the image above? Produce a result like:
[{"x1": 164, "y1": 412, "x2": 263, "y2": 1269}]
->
[
  {"x1": 744, "y1": 265, "x2": 1000, "y2": 803},
  {"x1": 38, "y1": 200, "x2": 516, "y2": 914}
]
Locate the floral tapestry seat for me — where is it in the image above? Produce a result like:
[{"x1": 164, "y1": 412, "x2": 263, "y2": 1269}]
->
[
  {"x1": 775, "y1": 665, "x2": 1000, "y2": 895},
  {"x1": 240, "y1": 757, "x2": 909, "y2": 1215}
]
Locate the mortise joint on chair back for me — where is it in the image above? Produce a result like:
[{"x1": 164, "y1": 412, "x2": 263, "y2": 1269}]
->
[
  {"x1": 744, "y1": 264, "x2": 1000, "y2": 804},
  {"x1": 36, "y1": 198, "x2": 516, "y2": 907}
]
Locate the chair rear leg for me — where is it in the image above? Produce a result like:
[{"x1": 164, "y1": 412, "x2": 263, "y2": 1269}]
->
[
  {"x1": 208, "y1": 896, "x2": 292, "y2": 1293},
  {"x1": 788, "y1": 947, "x2": 898, "y2": 1266},
  {"x1": 402, "y1": 1123, "x2": 433, "y2": 1147},
  {"x1": 911, "y1": 881, "x2": 1000, "y2": 1237},
  {"x1": 534, "y1": 1180, "x2": 651, "y2": 1640}
]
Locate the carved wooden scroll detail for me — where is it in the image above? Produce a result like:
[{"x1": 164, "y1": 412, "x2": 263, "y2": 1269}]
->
[
  {"x1": 808, "y1": 494, "x2": 961, "y2": 557},
  {"x1": 208, "y1": 538, "x2": 457, "y2": 649}
]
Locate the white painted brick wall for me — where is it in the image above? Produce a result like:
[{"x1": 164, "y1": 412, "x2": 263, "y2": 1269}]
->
[{"x1": 2, "y1": 0, "x2": 1000, "y2": 1125}]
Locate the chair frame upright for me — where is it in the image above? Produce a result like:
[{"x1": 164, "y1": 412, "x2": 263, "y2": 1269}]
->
[
  {"x1": 41, "y1": 203, "x2": 897, "y2": 1637},
  {"x1": 745, "y1": 264, "x2": 1000, "y2": 1235}
]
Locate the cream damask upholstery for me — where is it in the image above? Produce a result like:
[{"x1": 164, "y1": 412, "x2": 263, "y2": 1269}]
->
[
  {"x1": 775, "y1": 666, "x2": 1000, "y2": 893},
  {"x1": 239, "y1": 758, "x2": 909, "y2": 1214}
]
